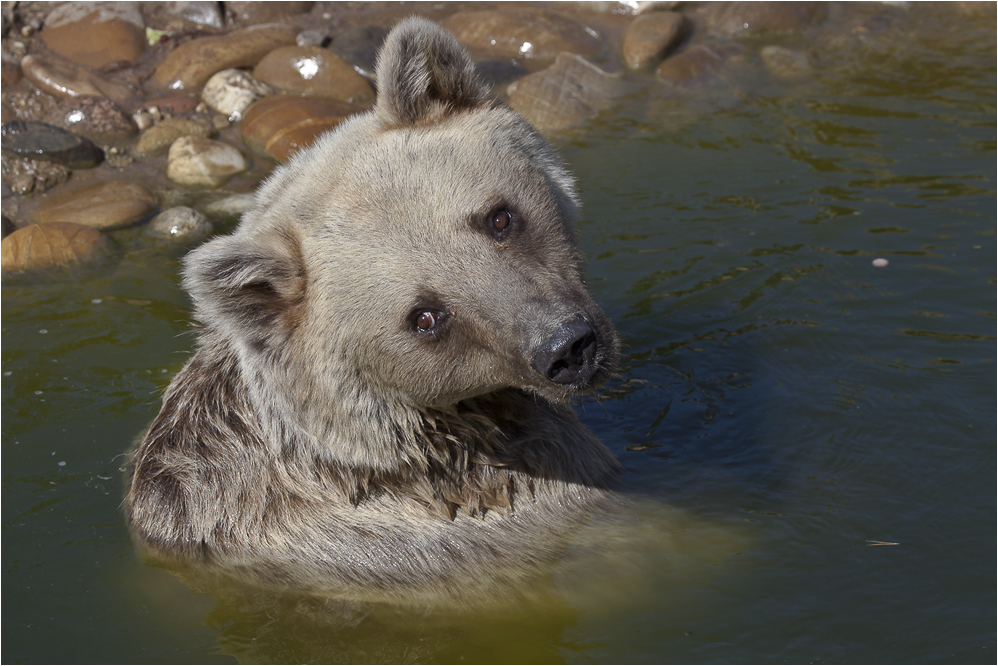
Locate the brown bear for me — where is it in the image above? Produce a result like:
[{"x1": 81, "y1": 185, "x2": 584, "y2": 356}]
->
[{"x1": 125, "y1": 17, "x2": 621, "y2": 606}]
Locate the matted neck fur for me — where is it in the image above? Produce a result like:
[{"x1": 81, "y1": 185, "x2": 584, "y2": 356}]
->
[{"x1": 125, "y1": 17, "x2": 622, "y2": 605}]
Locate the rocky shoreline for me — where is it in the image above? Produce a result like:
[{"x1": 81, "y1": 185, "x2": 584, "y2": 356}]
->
[{"x1": 1, "y1": 1, "x2": 992, "y2": 271}]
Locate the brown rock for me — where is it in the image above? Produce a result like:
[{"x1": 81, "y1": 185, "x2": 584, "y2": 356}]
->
[
  {"x1": 241, "y1": 95, "x2": 359, "y2": 162},
  {"x1": 40, "y1": 2, "x2": 146, "y2": 69},
  {"x1": 43, "y1": 96, "x2": 136, "y2": 144},
  {"x1": 1, "y1": 155, "x2": 71, "y2": 195},
  {"x1": 707, "y1": 2, "x2": 828, "y2": 37},
  {"x1": 656, "y1": 43, "x2": 741, "y2": 86},
  {"x1": 225, "y1": 2, "x2": 314, "y2": 27},
  {"x1": 443, "y1": 9, "x2": 601, "y2": 61},
  {"x1": 508, "y1": 53, "x2": 631, "y2": 132},
  {"x1": 150, "y1": 23, "x2": 299, "y2": 93},
  {"x1": 20, "y1": 53, "x2": 138, "y2": 108},
  {"x1": 1, "y1": 222, "x2": 106, "y2": 271},
  {"x1": 136, "y1": 117, "x2": 213, "y2": 156},
  {"x1": 622, "y1": 12, "x2": 691, "y2": 70},
  {"x1": 30, "y1": 181, "x2": 156, "y2": 230},
  {"x1": 141, "y1": 2, "x2": 223, "y2": 31},
  {"x1": 253, "y1": 46, "x2": 375, "y2": 104}
]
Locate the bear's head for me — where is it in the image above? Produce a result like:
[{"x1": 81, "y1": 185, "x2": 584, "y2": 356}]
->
[{"x1": 183, "y1": 18, "x2": 619, "y2": 471}]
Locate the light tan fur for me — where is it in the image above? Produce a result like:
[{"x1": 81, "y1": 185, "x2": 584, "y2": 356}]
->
[{"x1": 126, "y1": 17, "x2": 621, "y2": 606}]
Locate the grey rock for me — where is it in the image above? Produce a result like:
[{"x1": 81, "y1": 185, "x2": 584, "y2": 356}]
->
[{"x1": 147, "y1": 206, "x2": 212, "y2": 240}]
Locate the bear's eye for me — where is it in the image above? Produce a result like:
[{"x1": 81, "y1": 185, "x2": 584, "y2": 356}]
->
[
  {"x1": 412, "y1": 309, "x2": 446, "y2": 334},
  {"x1": 489, "y1": 208, "x2": 513, "y2": 239}
]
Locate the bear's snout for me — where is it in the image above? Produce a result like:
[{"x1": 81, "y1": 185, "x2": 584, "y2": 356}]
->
[{"x1": 531, "y1": 317, "x2": 600, "y2": 387}]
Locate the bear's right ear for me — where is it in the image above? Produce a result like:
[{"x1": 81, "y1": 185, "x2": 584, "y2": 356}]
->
[
  {"x1": 375, "y1": 16, "x2": 490, "y2": 127},
  {"x1": 182, "y1": 229, "x2": 305, "y2": 350}
]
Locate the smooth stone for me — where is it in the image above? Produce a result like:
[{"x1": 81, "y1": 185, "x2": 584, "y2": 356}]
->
[
  {"x1": 656, "y1": 43, "x2": 741, "y2": 86},
  {"x1": 141, "y1": 2, "x2": 223, "y2": 30},
  {"x1": 329, "y1": 25, "x2": 388, "y2": 79},
  {"x1": 707, "y1": 2, "x2": 829, "y2": 37},
  {"x1": 201, "y1": 69, "x2": 274, "y2": 120},
  {"x1": 20, "y1": 53, "x2": 138, "y2": 107},
  {"x1": 296, "y1": 29, "x2": 328, "y2": 48},
  {"x1": 150, "y1": 23, "x2": 299, "y2": 93},
  {"x1": 136, "y1": 117, "x2": 213, "y2": 156},
  {"x1": 443, "y1": 9, "x2": 601, "y2": 61},
  {"x1": 0, "y1": 121, "x2": 103, "y2": 168},
  {"x1": 225, "y1": 2, "x2": 314, "y2": 27},
  {"x1": 30, "y1": 181, "x2": 156, "y2": 229},
  {"x1": 40, "y1": 2, "x2": 145, "y2": 69},
  {"x1": 42, "y1": 96, "x2": 136, "y2": 144},
  {"x1": 1, "y1": 155, "x2": 71, "y2": 195},
  {"x1": 240, "y1": 95, "x2": 359, "y2": 162},
  {"x1": 203, "y1": 192, "x2": 255, "y2": 219},
  {"x1": 1, "y1": 222, "x2": 106, "y2": 271},
  {"x1": 508, "y1": 53, "x2": 630, "y2": 132},
  {"x1": 146, "y1": 206, "x2": 212, "y2": 240},
  {"x1": 760, "y1": 45, "x2": 812, "y2": 78},
  {"x1": 167, "y1": 136, "x2": 248, "y2": 187},
  {"x1": 622, "y1": 11, "x2": 691, "y2": 69},
  {"x1": 253, "y1": 46, "x2": 375, "y2": 104}
]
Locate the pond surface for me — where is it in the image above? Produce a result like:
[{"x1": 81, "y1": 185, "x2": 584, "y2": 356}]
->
[{"x1": 3, "y1": 5, "x2": 995, "y2": 664}]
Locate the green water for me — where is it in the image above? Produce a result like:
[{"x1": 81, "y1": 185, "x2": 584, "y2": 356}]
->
[{"x1": 3, "y1": 6, "x2": 995, "y2": 664}]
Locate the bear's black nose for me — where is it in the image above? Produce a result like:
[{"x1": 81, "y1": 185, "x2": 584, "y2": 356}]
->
[{"x1": 532, "y1": 318, "x2": 599, "y2": 386}]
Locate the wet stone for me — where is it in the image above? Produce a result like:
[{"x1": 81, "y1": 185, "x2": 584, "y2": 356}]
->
[
  {"x1": 1, "y1": 222, "x2": 106, "y2": 272},
  {"x1": 1, "y1": 155, "x2": 71, "y2": 195},
  {"x1": 150, "y1": 23, "x2": 299, "y2": 93},
  {"x1": 443, "y1": 8, "x2": 601, "y2": 61},
  {"x1": 166, "y1": 136, "x2": 248, "y2": 187},
  {"x1": 508, "y1": 53, "x2": 632, "y2": 132},
  {"x1": 225, "y1": 2, "x2": 314, "y2": 27},
  {"x1": 329, "y1": 25, "x2": 388, "y2": 79},
  {"x1": 622, "y1": 11, "x2": 691, "y2": 70},
  {"x1": 42, "y1": 96, "x2": 136, "y2": 144},
  {"x1": 241, "y1": 95, "x2": 359, "y2": 162},
  {"x1": 253, "y1": 46, "x2": 375, "y2": 104},
  {"x1": 201, "y1": 69, "x2": 274, "y2": 121},
  {"x1": 141, "y1": 2, "x2": 224, "y2": 31},
  {"x1": 706, "y1": 1, "x2": 829, "y2": 37},
  {"x1": 296, "y1": 29, "x2": 329, "y2": 49},
  {"x1": 20, "y1": 53, "x2": 138, "y2": 108},
  {"x1": 146, "y1": 205, "x2": 212, "y2": 240},
  {"x1": 656, "y1": 43, "x2": 741, "y2": 86},
  {"x1": 136, "y1": 117, "x2": 214, "y2": 156},
  {"x1": 203, "y1": 192, "x2": 256, "y2": 219},
  {"x1": 40, "y1": 1, "x2": 146, "y2": 69},
  {"x1": 30, "y1": 180, "x2": 157, "y2": 230},
  {"x1": 0, "y1": 121, "x2": 103, "y2": 168},
  {"x1": 1, "y1": 215, "x2": 14, "y2": 239}
]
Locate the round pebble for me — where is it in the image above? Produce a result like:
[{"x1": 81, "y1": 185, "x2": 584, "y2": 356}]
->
[
  {"x1": 136, "y1": 117, "x2": 214, "y2": 156},
  {"x1": 166, "y1": 136, "x2": 248, "y2": 187},
  {"x1": 42, "y1": 96, "x2": 137, "y2": 144},
  {"x1": 40, "y1": 1, "x2": 146, "y2": 69},
  {"x1": 240, "y1": 95, "x2": 359, "y2": 162},
  {"x1": 872, "y1": 258, "x2": 889, "y2": 268},
  {"x1": 201, "y1": 69, "x2": 274, "y2": 121},
  {"x1": 147, "y1": 206, "x2": 212, "y2": 240}
]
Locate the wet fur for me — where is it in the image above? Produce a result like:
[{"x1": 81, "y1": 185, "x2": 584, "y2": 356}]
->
[{"x1": 126, "y1": 17, "x2": 621, "y2": 605}]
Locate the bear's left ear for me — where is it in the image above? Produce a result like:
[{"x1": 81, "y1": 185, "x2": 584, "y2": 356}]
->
[
  {"x1": 182, "y1": 229, "x2": 305, "y2": 351},
  {"x1": 375, "y1": 16, "x2": 490, "y2": 127}
]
